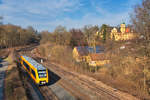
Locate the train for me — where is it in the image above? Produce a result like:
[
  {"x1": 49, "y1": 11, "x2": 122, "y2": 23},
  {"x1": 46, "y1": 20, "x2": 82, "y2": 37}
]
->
[{"x1": 20, "y1": 55, "x2": 48, "y2": 85}]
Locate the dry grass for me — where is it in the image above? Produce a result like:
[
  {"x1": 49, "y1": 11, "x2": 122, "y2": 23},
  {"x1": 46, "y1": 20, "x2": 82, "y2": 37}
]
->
[
  {"x1": 93, "y1": 41, "x2": 150, "y2": 100},
  {"x1": 37, "y1": 44, "x2": 96, "y2": 75},
  {"x1": 37, "y1": 42, "x2": 150, "y2": 99},
  {"x1": 5, "y1": 64, "x2": 28, "y2": 100},
  {"x1": 4, "y1": 49, "x2": 14, "y2": 64},
  {"x1": 37, "y1": 44, "x2": 76, "y2": 69},
  {"x1": 37, "y1": 43, "x2": 95, "y2": 73},
  {"x1": 0, "y1": 49, "x2": 9, "y2": 59}
]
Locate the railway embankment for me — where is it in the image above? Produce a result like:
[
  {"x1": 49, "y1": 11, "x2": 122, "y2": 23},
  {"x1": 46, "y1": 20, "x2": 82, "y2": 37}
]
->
[
  {"x1": 17, "y1": 45, "x2": 78, "y2": 100},
  {"x1": 4, "y1": 48, "x2": 43, "y2": 100},
  {"x1": 4, "y1": 63, "x2": 28, "y2": 100},
  {"x1": 16, "y1": 62, "x2": 44, "y2": 100},
  {"x1": 15, "y1": 48, "x2": 44, "y2": 100},
  {"x1": 4, "y1": 50, "x2": 28, "y2": 100}
]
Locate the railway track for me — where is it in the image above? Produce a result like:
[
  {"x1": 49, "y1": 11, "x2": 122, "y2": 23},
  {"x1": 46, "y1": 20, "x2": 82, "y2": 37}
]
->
[
  {"x1": 39, "y1": 86, "x2": 58, "y2": 100},
  {"x1": 15, "y1": 45, "x2": 138, "y2": 100},
  {"x1": 15, "y1": 47, "x2": 59, "y2": 100},
  {"x1": 43, "y1": 61, "x2": 138, "y2": 100},
  {"x1": 33, "y1": 56, "x2": 123, "y2": 100},
  {"x1": 45, "y1": 62, "x2": 121, "y2": 100},
  {"x1": 16, "y1": 47, "x2": 77, "y2": 100},
  {"x1": 54, "y1": 76, "x2": 91, "y2": 100}
]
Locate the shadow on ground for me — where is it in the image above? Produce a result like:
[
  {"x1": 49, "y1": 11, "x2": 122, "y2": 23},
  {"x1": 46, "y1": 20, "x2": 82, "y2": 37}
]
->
[
  {"x1": 47, "y1": 69, "x2": 61, "y2": 86},
  {"x1": 0, "y1": 64, "x2": 3, "y2": 67}
]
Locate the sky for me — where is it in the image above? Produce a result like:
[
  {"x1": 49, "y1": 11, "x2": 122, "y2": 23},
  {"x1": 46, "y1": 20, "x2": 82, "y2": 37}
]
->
[{"x1": 0, "y1": 0, "x2": 141, "y2": 32}]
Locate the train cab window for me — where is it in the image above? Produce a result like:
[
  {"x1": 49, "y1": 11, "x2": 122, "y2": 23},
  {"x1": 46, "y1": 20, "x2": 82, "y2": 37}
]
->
[
  {"x1": 23, "y1": 61, "x2": 30, "y2": 71},
  {"x1": 31, "y1": 69, "x2": 36, "y2": 78},
  {"x1": 38, "y1": 70, "x2": 47, "y2": 78}
]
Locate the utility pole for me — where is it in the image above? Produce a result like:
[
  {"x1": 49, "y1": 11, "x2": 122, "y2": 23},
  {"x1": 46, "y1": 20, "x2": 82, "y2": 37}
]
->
[{"x1": 143, "y1": 56, "x2": 147, "y2": 91}]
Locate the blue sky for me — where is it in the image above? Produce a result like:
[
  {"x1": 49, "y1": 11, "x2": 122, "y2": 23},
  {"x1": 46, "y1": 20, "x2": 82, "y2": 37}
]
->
[{"x1": 0, "y1": 0, "x2": 141, "y2": 31}]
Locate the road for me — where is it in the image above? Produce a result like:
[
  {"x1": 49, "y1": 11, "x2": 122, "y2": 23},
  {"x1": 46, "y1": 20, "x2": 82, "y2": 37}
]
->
[{"x1": 0, "y1": 59, "x2": 8, "y2": 100}]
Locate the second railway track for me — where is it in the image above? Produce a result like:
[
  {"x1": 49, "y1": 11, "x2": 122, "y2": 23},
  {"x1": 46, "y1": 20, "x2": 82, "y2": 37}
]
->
[
  {"x1": 15, "y1": 45, "x2": 139, "y2": 100},
  {"x1": 45, "y1": 62, "x2": 121, "y2": 100}
]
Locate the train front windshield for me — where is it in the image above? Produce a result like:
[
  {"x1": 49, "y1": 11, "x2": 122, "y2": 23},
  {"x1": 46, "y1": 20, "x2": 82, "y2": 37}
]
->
[{"x1": 38, "y1": 70, "x2": 47, "y2": 78}]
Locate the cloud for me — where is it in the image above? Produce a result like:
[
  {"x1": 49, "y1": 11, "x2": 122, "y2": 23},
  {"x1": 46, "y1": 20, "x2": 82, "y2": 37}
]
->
[
  {"x1": 0, "y1": 0, "x2": 81, "y2": 15},
  {"x1": 0, "y1": 0, "x2": 138, "y2": 31},
  {"x1": 47, "y1": 11, "x2": 129, "y2": 30},
  {"x1": 0, "y1": 0, "x2": 81, "y2": 29}
]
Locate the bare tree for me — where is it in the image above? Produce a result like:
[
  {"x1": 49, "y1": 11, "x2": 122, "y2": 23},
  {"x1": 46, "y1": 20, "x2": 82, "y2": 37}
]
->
[
  {"x1": 0, "y1": 24, "x2": 38, "y2": 48},
  {"x1": 53, "y1": 25, "x2": 71, "y2": 45},
  {"x1": 82, "y1": 25, "x2": 99, "y2": 46},
  {"x1": 70, "y1": 28, "x2": 85, "y2": 47},
  {"x1": 131, "y1": 0, "x2": 150, "y2": 92}
]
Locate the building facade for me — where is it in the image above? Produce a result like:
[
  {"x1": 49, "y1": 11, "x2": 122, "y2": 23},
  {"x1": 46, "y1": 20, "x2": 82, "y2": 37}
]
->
[
  {"x1": 110, "y1": 23, "x2": 136, "y2": 41},
  {"x1": 73, "y1": 46, "x2": 109, "y2": 66}
]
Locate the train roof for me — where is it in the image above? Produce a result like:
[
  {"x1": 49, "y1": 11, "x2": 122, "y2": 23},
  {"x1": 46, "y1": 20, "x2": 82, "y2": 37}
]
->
[{"x1": 22, "y1": 55, "x2": 46, "y2": 70}]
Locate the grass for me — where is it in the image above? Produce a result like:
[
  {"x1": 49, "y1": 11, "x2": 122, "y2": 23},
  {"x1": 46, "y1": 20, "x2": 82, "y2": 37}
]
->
[
  {"x1": 4, "y1": 49, "x2": 14, "y2": 64},
  {"x1": 37, "y1": 41, "x2": 150, "y2": 99},
  {"x1": 94, "y1": 40, "x2": 150, "y2": 99},
  {"x1": 37, "y1": 44, "x2": 101, "y2": 73},
  {"x1": 5, "y1": 64, "x2": 28, "y2": 100}
]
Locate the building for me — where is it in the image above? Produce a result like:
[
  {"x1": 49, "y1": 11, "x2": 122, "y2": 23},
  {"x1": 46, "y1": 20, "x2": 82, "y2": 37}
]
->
[
  {"x1": 110, "y1": 23, "x2": 136, "y2": 41},
  {"x1": 73, "y1": 46, "x2": 109, "y2": 66},
  {"x1": 72, "y1": 46, "x2": 89, "y2": 62},
  {"x1": 73, "y1": 46, "x2": 103, "y2": 62},
  {"x1": 88, "y1": 53, "x2": 110, "y2": 67}
]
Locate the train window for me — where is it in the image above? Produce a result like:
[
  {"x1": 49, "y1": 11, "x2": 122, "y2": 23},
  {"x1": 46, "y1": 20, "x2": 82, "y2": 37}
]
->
[
  {"x1": 38, "y1": 70, "x2": 47, "y2": 78},
  {"x1": 31, "y1": 69, "x2": 36, "y2": 78},
  {"x1": 23, "y1": 61, "x2": 30, "y2": 71}
]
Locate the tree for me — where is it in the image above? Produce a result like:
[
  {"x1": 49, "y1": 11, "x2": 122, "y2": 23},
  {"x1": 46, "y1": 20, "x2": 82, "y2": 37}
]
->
[
  {"x1": 82, "y1": 25, "x2": 99, "y2": 46},
  {"x1": 40, "y1": 31, "x2": 54, "y2": 44},
  {"x1": 70, "y1": 28, "x2": 85, "y2": 47},
  {"x1": 100, "y1": 24, "x2": 110, "y2": 43},
  {"x1": 131, "y1": 0, "x2": 150, "y2": 92},
  {"x1": 53, "y1": 25, "x2": 71, "y2": 45},
  {"x1": 131, "y1": 0, "x2": 150, "y2": 54},
  {"x1": 0, "y1": 24, "x2": 38, "y2": 48},
  {"x1": 100, "y1": 24, "x2": 107, "y2": 43},
  {"x1": 26, "y1": 26, "x2": 39, "y2": 44}
]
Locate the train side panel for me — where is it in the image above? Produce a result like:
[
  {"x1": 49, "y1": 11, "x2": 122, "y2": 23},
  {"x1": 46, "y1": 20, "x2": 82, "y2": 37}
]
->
[{"x1": 21, "y1": 56, "x2": 38, "y2": 84}]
